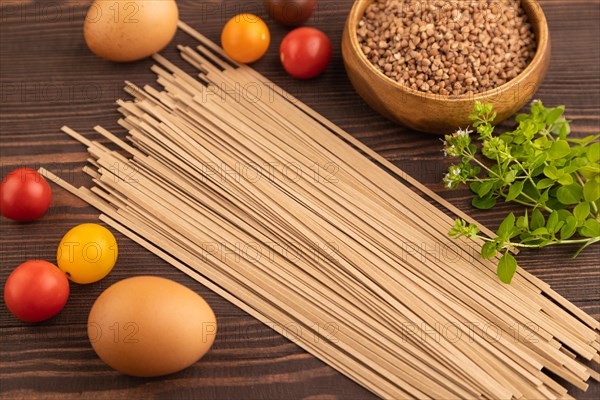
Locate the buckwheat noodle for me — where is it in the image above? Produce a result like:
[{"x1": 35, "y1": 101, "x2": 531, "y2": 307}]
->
[{"x1": 40, "y1": 21, "x2": 599, "y2": 400}]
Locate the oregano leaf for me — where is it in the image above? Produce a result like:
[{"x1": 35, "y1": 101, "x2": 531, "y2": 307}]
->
[
  {"x1": 497, "y1": 252, "x2": 517, "y2": 284},
  {"x1": 583, "y1": 180, "x2": 600, "y2": 202},
  {"x1": 573, "y1": 202, "x2": 590, "y2": 224},
  {"x1": 506, "y1": 180, "x2": 525, "y2": 202},
  {"x1": 545, "y1": 106, "x2": 564, "y2": 125},
  {"x1": 556, "y1": 184, "x2": 582, "y2": 205},
  {"x1": 543, "y1": 165, "x2": 558, "y2": 179},
  {"x1": 530, "y1": 152, "x2": 547, "y2": 169},
  {"x1": 469, "y1": 181, "x2": 481, "y2": 193},
  {"x1": 516, "y1": 215, "x2": 528, "y2": 229},
  {"x1": 546, "y1": 210, "x2": 559, "y2": 233},
  {"x1": 481, "y1": 242, "x2": 497, "y2": 259},
  {"x1": 560, "y1": 216, "x2": 578, "y2": 240},
  {"x1": 477, "y1": 181, "x2": 495, "y2": 197},
  {"x1": 497, "y1": 213, "x2": 515, "y2": 239},
  {"x1": 587, "y1": 142, "x2": 599, "y2": 163},
  {"x1": 579, "y1": 164, "x2": 600, "y2": 179},
  {"x1": 556, "y1": 174, "x2": 574, "y2": 186},
  {"x1": 579, "y1": 219, "x2": 600, "y2": 238},
  {"x1": 536, "y1": 178, "x2": 554, "y2": 190},
  {"x1": 472, "y1": 195, "x2": 496, "y2": 209},
  {"x1": 548, "y1": 140, "x2": 571, "y2": 160},
  {"x1": 530, "y1": 209, "x2": 545, "y2": 230},
  {"x1": 556, "y1": 209, "x2": 572, "y2": 222},
  {"x1": 531, "y1": 227, "x2": 549, "y2": 236}
]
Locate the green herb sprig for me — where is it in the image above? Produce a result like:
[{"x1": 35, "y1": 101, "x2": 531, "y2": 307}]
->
[{"x1": 444, "y1": 101, "x2": 600, "y2": 284}]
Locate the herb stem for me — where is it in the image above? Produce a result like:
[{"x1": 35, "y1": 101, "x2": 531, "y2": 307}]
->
[
  {"x1": 477, "y1": 235, "x2": 600, "y2": 248},
  {"x1": 498, "y1": 189, "x2": 553, "y2": 213},
  {"x1": 467, "y1": 152, "x2": 501, "y2": 179}
]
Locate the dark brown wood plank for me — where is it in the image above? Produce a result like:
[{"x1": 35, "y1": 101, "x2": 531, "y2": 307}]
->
[{"x1": 1, "y1": 1, "x2": 598, "y2": 399}]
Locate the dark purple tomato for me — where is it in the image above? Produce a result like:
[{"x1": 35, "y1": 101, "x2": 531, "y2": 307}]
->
[{"x1": 264, "y1": 0, "x2": 317, "y2": 26}]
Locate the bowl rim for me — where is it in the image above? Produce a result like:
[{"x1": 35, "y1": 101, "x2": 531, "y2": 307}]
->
[{"x1": 346, "y1": 0, "x2": 549, "y2": 103}]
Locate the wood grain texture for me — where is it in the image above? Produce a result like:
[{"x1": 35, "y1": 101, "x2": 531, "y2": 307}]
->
[{"x1": 0, "y1": 1, "x2": 598, "y2": 399}]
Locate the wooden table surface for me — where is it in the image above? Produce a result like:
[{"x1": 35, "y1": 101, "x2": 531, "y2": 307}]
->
[{"x1": 1, "y1": 1, "x2": 598, "y2": 399}]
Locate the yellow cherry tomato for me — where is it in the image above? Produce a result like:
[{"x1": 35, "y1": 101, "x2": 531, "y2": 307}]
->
[
  {"x1": 221, "y1": 14, "x2": 270, "y2": 64},
  {"x1": 57, "y1": 223, "x2": 118, "y2": 284}
]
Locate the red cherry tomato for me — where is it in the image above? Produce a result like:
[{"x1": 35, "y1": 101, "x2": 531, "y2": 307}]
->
[
  {"x1": 4, "y1": 260, "x2": 70, "y2": 322},
  {"x1": 1, "y1": 168, "x2": 52, "y2": 221},
  {"x1": 280, "y1": 27, "x2": 332, "y2": 79}
]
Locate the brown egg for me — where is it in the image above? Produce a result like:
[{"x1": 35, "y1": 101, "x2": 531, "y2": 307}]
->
[
  {"x1": 88, "y1": 276, "x2": 217, "y2": 377},
  {"x1": 84, "y1": 0, "x2": 179, "y2": 62}
]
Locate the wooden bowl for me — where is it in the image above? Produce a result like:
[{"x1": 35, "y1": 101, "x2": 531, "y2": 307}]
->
[{"x1": 342, "y1": 0, "x2": 550, "y2": 134}]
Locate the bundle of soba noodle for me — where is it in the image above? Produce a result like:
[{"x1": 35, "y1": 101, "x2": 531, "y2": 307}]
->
[{"x1": 42, "y1": 22, "x2": 599, "y2": 400}]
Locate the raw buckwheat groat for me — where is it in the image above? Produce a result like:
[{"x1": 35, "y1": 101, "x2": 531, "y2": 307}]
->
[{"x1": 357, "y1": 0, "x2": 536, "y2": 96}]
